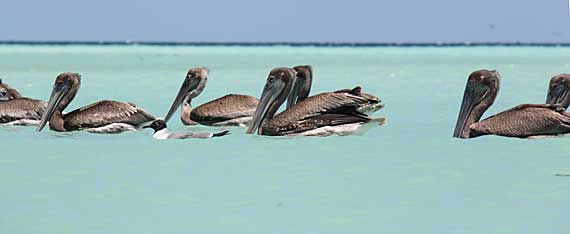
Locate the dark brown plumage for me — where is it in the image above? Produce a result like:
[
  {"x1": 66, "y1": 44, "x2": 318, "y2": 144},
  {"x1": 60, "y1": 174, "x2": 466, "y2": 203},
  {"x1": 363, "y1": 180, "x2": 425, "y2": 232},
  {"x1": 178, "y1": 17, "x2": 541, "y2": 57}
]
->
[
  {"x1": 190, "y1": 94, "x2": 258, "y2": 125},
  {"x1": 454, "y1": 70, "x2": 570, "y2": 138},
  {"x1": 0, "y1": 98, "x2": 47, "y2": 123},
  {"x1": 62, "y1": 100, "x2": 155, "y2": 131},
  {"x1": 470, "y1": 104, "x2": 570, "y2": 138},
  {"x1": 288, "y1": 66, "x2": 382, "y2": 114},
  {"x1": 262, "y1": 89, "x2": 374, "y2": 136}
]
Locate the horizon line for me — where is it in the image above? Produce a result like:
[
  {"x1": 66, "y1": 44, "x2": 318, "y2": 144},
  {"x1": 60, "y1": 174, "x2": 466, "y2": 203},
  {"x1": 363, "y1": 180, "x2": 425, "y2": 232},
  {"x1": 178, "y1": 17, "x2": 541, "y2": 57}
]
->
[{"x1": 1, "y1": 40, "x2": 570, "y2": 47}]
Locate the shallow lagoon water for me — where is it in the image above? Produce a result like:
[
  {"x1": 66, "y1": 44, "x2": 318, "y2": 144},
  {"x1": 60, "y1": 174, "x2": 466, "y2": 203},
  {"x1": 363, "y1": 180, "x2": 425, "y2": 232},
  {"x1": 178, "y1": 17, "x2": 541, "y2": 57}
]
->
[{"x1": 0, "y1": 45, "x2": 568, "y2": 234}]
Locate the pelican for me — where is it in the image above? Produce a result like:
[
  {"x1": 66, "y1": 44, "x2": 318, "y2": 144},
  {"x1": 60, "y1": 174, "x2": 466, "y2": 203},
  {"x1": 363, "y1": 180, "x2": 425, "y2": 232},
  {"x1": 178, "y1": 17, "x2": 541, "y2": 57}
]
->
[
  {"x1": 37, "y1": 72, "x2": 155, "y2": 133},
  {"x1": 453, "y1": 70, "x2": 570, "y2": 139},
  {"x1": 143, "y1": 120, "x2": 230, "y2": 139},
  {"x1": 546, "y1": 74, "x2": 570, "y2": 110},
  {"x1": 0, "y1": 79, "x2": 47, "y2": 126},
  {"x1": 246, "y1": 67, "x2": 385, "y2": 136},
  {"x1": 164, "y1": 67, "x2": 259, "y2": 127}
]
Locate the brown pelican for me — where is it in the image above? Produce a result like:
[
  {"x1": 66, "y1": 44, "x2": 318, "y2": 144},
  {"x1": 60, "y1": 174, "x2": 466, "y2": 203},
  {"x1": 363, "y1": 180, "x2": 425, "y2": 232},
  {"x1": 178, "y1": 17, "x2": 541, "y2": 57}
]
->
[
  {"x1": 143, "y1": 120, "x2": 230, "y2": 139},
  {"x1": 546, "y1": 74, "x2": 570, "y2": 110},
  {"x1": 453, "y1": 70, "x2": 570, "y2": 139},
  {"x1": 246, "y1": 67, "x2": 385, "y2": 136},
  {"x1": 37, "y1": 72, "x2": 155, "y2": 133},
  {"x1": 0, "y1": 79, "x2": 47, "y2": 126},
  {"x1": 164, "y1": 67, "x2": 259, "y2": 126}
]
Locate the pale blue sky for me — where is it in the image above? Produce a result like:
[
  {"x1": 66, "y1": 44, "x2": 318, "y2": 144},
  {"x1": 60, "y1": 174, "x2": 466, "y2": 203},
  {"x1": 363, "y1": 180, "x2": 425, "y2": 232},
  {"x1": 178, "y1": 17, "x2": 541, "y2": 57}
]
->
[{"x1": 2, "y1": 0, "x2": 569, "y2": 42}]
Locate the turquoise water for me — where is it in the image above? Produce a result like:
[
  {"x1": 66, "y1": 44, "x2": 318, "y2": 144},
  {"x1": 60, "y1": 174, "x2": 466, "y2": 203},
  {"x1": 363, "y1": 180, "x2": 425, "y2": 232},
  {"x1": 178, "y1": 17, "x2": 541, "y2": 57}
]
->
[{"x1": 0, "y1": 45, "x2": 568, "y2": 234}]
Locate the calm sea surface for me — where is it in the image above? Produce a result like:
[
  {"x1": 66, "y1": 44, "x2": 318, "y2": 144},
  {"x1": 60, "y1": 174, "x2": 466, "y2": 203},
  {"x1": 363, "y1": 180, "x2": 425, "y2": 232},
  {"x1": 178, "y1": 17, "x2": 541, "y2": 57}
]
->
[{"x1": 0, "y1": 45, "x2": 568, "y2": 234}]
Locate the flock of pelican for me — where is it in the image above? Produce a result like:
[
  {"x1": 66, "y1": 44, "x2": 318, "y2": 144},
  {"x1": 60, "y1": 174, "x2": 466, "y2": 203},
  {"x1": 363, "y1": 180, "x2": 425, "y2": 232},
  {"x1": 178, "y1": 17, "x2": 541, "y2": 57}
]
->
[
  {"x1": 3, "y1": 67, "x2": 570, "y2": 140},
  {"x1": 0, "y1": 66, "x2": 385, "y2": 139}
]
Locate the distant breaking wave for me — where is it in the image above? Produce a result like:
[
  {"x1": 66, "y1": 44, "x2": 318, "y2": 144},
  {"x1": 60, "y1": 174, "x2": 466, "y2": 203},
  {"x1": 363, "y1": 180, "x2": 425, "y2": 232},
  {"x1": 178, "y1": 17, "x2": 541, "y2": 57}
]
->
[{"x1": 0, "y1": 41, "x2": 569, "y2": 47}]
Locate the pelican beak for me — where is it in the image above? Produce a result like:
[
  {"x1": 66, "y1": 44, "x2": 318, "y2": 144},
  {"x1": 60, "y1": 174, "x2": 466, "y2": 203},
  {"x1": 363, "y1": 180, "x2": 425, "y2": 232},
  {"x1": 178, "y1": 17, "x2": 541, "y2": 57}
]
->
[
  {"x1": 246, "y1": 78, "x2": 287, "y2": 134},
  {"x1": 286, "y1": 76, "x2": 304, "y2": 109},
  {"x1": 453, "y1": 85, "x2": 487, "y2": 138},
  {"x1": 164, "y1": 76, "x2": 200, "y2": 123},
  {"x1": 37, "y1": 82, "x2": 71, "y2": 132},
  {"x1": 546, "y1": 84, "x2": 569, "y2": 109}
]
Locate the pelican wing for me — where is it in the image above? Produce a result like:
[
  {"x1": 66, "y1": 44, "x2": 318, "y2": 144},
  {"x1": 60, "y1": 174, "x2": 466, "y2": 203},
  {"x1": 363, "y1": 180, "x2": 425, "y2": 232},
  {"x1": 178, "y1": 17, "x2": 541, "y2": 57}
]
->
[
  {"x1": 262, "y1": 92, "x2": 373, "y2": 135},
  {"x1": 191, "y1": 94, "x2": 259, "y2": 124},
  {"x1": 274, "y1": 92, "x2": 371, "y2": 121},
  {"x1": 0, "y1": 98, "x2": 46, "y2": 123},
  {"x1": 63, "y1": 100, "x2": 155, "y2": 130},
  {"x1": 471, "y1": 104, "x2": 570, "y2": 138},
  {"x1": 333, "y1": 87, "x2": 381, "y2": 103}
]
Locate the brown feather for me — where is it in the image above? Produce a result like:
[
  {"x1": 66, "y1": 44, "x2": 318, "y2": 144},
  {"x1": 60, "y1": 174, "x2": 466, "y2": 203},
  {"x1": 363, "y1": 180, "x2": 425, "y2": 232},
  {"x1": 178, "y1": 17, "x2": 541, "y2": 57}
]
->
[
  {"x1": 261, "y1": 92, "x2": 372, "y2": 135},
  {"x1": 471, "y1": 104, "x2": 570, "y2": 138},
  {"x1": 62, "y1": 100, "x2": 155, "y2": 130},
  {"x1": 191, "y1": 94, "x2": 258, "y2": 124},
  {"x1": 0, "y1": 98, "x2": 47, "y2": 123}
]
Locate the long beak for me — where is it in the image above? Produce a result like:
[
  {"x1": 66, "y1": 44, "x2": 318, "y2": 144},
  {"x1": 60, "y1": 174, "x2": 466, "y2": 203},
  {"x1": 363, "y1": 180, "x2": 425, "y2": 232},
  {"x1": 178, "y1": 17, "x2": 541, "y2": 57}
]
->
[
  {"x1": 142, "y1": 125, "x2": 151, "y2": 129},
  {"x1": 453, "y1": 87, "x2": 484, "y2": 138},
  {"x1": 37, "y1": 84, "x2": 70, "y2": 132},
  {"x1": 546, "y1": 85, "x2": 568, "y2": 107},
  {"x1": 286, "y1": 77, "x2": 303, "y2": 109},
  {"x1": 164, "y1": 78, "x2": 199, "y2": 123},
  {"x1": 246, "y1": 80, "x2": 286, "y2": 134}
]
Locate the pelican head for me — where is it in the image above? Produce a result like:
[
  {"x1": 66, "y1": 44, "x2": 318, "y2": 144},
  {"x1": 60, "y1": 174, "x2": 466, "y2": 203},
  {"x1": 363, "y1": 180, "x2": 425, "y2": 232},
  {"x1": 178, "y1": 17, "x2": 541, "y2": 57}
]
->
[
  {"x1": 164, "y1": 67, "x2": 209, "y2": 123},
  {"x1": 37, "y1": 72, "x2": 81, "y2": 132},
  {"x1": 246, "y1": 67, "x2": 296, "y2": 134},
  {"x1": 453, "y1": 70, "x2": 500, "y2": 138},
  {"x1": 287, "y1": 65, "x2": 313, "y2": 109},
  {"x1": 546, "y1": 74, "x2": 570, "y2": 110},
  {"x1": 0, "y1": 79, "x2": 23, "y2": 101}
]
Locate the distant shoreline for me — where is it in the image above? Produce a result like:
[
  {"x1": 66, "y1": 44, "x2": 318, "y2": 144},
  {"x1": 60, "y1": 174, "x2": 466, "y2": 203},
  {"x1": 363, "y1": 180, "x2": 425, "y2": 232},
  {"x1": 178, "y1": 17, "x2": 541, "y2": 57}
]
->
[{"x1": 0, "y1": 41, "x2": 569, "y2": 47}]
